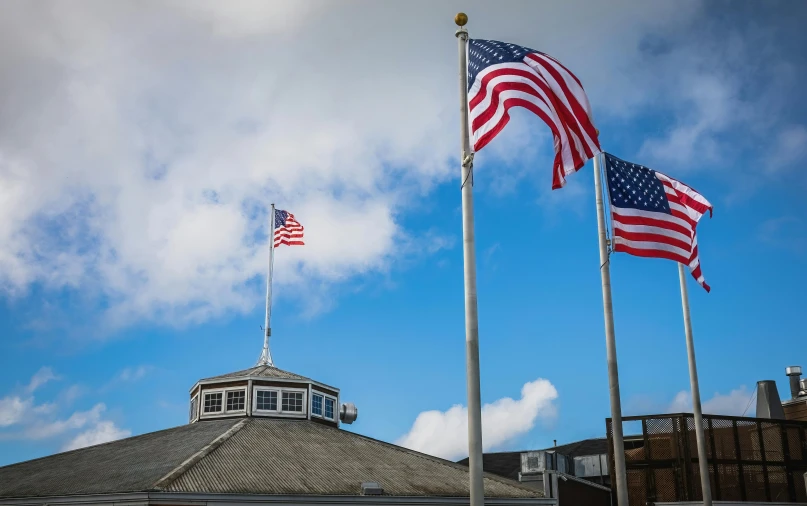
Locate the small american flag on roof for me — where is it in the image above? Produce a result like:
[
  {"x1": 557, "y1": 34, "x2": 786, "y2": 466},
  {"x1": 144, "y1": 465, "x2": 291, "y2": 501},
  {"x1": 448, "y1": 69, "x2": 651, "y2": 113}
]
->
[
  {"x1": 604, "y1": 153, "x2": 713, "y2": 292},
  {"x1": 467, "y1": 39, "x2": 601, "y2": 189},
  {"x1": 274, "y1": 209, "x2": 304, "y2": 248}
]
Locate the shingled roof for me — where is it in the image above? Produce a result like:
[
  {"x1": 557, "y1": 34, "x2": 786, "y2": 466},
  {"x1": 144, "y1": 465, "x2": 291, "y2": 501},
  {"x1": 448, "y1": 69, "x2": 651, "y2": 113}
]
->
[
  {"x1": 198, "y1": 364, "x2": 312, "y2": 383},
  {"x1": 0, "y1": 418, "x2": 542, "y2": 500}
]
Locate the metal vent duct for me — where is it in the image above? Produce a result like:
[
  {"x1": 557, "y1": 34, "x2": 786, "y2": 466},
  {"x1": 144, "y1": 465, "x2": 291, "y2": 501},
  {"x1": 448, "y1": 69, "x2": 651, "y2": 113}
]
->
[
  {"x1": 361, "y1": 482, "x2": 383, "y2": 495},
  {"x1": 340, "y1": 403, "x2": 358, "y2": 424},
  {"x1": 756, "y1": 380, "x2": 786, "y2": 419},
  {"x1": 786, "y1": 366, "x2": 803, "y2": 399}
]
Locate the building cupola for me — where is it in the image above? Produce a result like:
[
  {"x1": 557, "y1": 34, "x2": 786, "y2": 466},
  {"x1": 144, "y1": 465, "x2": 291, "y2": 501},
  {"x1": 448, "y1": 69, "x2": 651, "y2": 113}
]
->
[{"x1": 188, "y1": 364, "x2": 357, "y2": 427}]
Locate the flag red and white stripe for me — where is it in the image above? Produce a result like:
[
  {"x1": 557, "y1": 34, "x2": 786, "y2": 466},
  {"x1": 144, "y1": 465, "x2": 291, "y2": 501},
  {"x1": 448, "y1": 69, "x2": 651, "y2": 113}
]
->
[
  {"x1": 467, "y1": 39, "x2": 601, "y2": 189},
  {"x1": 610, "y1": 168, "x2": 713, "y2": 292},
  {"x1": 274, "y1": 210, "x2": 304, "y2": 248}
]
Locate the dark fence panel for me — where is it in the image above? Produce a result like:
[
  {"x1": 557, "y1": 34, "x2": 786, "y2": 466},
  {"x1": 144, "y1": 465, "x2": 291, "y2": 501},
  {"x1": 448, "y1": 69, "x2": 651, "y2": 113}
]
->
[{"x1": 607, "y1": 413, "x2": 807, "y2": 505}]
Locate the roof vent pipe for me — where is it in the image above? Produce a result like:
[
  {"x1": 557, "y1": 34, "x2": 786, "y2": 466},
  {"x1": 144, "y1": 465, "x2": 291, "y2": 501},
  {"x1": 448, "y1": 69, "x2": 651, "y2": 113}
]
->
[
  {"x1": 361, "y1": 482, "x2": 383, "y2": 496},
  {"x1": 800, "y1": 378, "x2": 807, "y2": 397},
  {"x1": 340, "y1": 403, "x2": 358, "y2": 424},
  {"x1": 786, "y1": 366, "x2": 803, "y2": 399}
]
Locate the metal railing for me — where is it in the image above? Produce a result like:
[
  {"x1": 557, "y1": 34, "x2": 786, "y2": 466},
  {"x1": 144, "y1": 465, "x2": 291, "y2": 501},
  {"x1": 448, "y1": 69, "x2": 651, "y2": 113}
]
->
[{"x1": 606, "y1": 413, "x2": 807, "y2": 504}]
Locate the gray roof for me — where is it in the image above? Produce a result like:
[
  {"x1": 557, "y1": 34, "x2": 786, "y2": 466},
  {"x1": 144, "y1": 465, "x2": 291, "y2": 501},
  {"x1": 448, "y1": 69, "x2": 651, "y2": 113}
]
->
[
  {"x1": 0, "y1": 418, "x2": 541, "y2": 500},
  {"x1": 0, "y1": 418, "x2": 240, "y2": 498},
  {"x1": 541, "y1": 438, "x2": 610, "y2": 458},
  {"x1": 456, "y1": 452, "x2": 522, "y2": 481},
  {"x1": 199, "y1": 365, "x2": 312, "y2": 382}
]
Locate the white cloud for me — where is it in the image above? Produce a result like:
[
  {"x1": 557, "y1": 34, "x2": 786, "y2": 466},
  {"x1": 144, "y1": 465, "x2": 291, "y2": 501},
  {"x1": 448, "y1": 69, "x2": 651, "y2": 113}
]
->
[
  {"x1": 0, "y1": 1, "x2": 803, "y2": 332},
  {"x1": 397, "y1": 378, "x2": 558, "y2": 461},
  {"x1": 668, "y1": 386, "x2": 754, "y2": 417},
  {"x1": 0, "y1": 396, "x2": 31, "y2": 427},
  {"x1": 25, "y1": 403, "x2": 107, "y2": 440},
  {"x1": 0, "y1": 367, "x2": 60, "y2": 428},
  {"x1": 636, "y1": 17, "x2": 807, "y2": 175},
  {"x1": 668, "y1": 391, "x2": 692, "y2": 413},
  {"x1": 0, "y1": 369, "x2": 129, "y2": 453},
  {"x1": 639, "y1": 75, "x2": 736, "y2": 168},
  {"x1": 26, "y1": 367, "x2": 59, "y2": 393},
  {"x1": 62, "y1": 420, "x2": 130, "y2": 451},
  {"x1": 767, "y1": 125, "x2": 807, "y2": 173}
]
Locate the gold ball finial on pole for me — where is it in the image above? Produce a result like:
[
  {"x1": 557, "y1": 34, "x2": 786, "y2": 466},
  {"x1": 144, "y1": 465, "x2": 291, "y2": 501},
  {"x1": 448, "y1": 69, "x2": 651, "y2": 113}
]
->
[{"x1": 455, "y1": 12, "x2": 468, "y2": 27}]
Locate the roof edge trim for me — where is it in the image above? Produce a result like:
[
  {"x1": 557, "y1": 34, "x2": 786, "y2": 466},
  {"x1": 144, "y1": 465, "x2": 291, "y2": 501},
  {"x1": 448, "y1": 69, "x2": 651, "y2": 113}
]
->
[
  {"x1": 152, "y1": 419, "x2": 249, "y2": 491},
  {"x1": 0, "y1": 492, "x2": 554, "y2": 506},
  {"x1": 188, "y1": 377, "x2": 339, "y2": 395}
]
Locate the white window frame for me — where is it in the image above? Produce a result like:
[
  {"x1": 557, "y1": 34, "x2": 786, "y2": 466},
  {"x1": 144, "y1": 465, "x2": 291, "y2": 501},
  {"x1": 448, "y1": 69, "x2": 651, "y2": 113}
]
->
[
  {"x1": 224, "y1": 387, "x2": 247, "y2": 414},
  {"x1": 253, "y1": 387, "x2": 281, "y2": 414},
  {"x1": 323, "y1": 395, "x2": 337, "y2": 422},
  {"x1": 190, "y1": 394, "x2": 199, "y2": 422},
  {"x1": 202, "y1": 389, "x2": 225, "y2": 416},
  {"x1": 200, "y1": 387, "x2": 247, "y2": 418},
  {"x1": 311, "y1": 390, "x2": 338, "y2": 421},
  {"x1": 311, "y1": 392, "x2": 324, "y2": 417},
  {"x1": 252, "y1": 386, "x2": 307, "y2": 418}
]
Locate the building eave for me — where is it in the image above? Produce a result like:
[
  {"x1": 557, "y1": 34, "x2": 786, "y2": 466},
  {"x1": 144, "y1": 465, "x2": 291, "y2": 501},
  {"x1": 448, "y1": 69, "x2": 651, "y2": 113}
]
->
[
  {"x1": 0, "y1": 492, "x2": 555, "y2": 506},
  {"x1": 188, "y1": 376, "x2": 340, "y2": 395}
]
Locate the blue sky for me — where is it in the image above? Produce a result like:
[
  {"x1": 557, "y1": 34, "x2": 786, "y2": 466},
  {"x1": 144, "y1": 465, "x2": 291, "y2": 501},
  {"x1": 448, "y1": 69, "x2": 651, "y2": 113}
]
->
[{"x1": 1, "y1": 0, "x2": 806, "y2": 465}]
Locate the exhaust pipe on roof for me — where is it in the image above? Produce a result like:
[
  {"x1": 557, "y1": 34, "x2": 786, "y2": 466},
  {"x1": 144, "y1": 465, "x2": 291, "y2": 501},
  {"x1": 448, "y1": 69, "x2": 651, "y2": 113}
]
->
[
  {"x1": 340, "y1": 402, "x2": 358, "y2": 424},
  {"x1": 786, "y1": 366, "x2": 803, "y2": 399}
]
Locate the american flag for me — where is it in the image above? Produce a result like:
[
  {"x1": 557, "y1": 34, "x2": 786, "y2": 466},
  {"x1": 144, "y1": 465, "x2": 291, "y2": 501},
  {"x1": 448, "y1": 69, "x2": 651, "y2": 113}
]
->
[
  {"x1": 273, "y1": 209, "x2": 304, "y2": 248},
  {"x1": 604, "y1": 153, "x2": 712, "y2": 292},
  {"x1": 467, "y1": 39, "x2": 601, "y2": 189}
]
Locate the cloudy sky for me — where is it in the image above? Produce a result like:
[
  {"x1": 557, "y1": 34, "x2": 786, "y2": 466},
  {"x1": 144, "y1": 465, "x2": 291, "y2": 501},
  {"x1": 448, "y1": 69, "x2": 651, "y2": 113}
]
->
[{"x1": 1, "y1": 0, "x2": 806, "y2": 464}]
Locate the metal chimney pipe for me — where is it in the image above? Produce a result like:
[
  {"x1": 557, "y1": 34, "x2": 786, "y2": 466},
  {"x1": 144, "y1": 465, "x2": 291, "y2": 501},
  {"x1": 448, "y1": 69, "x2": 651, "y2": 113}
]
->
[
  {"x1": 757, "y1": 380, "x2": 786, "y2": 419},
  {"x1": 786, "y1": 366, "x2": 803, "y2": 399}
]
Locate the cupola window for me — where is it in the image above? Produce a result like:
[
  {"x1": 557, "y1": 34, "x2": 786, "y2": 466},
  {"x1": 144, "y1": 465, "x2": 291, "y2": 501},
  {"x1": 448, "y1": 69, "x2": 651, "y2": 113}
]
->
[
  {"x1": 311, "y1": 390, "x2": 337, "y2": 421},
  {"x1": 189, "y1": 395, "x2": 199, "y2": 422},
  {"x1": 226, "y1": 390, "x2": 246, "y2": 411},
  {"x1": 253, "y1": 386, "x2": 306, "y2": 416},
  {"x1": 203, "y1": 392, "x2": 223, "y2": 413},
  {"x1": 256, "y1": 390, "x2": 278, "y2": 411},
  {"x1": 282, "y1": 391, "x2": 304, "y2": 412}
]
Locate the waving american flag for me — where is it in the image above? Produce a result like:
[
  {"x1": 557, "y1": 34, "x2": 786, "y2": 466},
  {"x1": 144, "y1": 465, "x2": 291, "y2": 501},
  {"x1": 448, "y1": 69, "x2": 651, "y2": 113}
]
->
[
  {"x1": 467, "y1": 39, "x2": 601, "y2": 189},
  {"x1": 273, "y1": 209, "x2": 304, "y2": 248},
  {"x1": 604, "y1": 153, "x2": 712, "y2": 292}
]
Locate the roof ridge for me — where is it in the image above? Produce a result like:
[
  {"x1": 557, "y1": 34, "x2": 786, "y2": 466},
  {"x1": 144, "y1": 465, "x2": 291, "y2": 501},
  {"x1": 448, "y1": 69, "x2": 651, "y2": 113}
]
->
[
  {"x1": 152, "y1": 418, "x2": 249, "y2": 491},
  {"x1": 320, "y1": 424, "x2": 541, "y2": 495}
]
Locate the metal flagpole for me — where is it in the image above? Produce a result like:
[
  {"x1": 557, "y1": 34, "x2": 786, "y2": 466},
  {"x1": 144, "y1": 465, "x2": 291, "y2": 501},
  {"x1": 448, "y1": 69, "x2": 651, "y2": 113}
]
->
[
  {"x1": 678, "y1": 261, "x2": 713, "y2": 506},
  {"x1": 258, "y1": 203, "x2": 276, "y2": 367},
  {"x1": 455, "y1": 13, "x2": 485, "y2": 506},
  {"x1": 593, "y1": 152, "x2": 629, "y2": 506}
]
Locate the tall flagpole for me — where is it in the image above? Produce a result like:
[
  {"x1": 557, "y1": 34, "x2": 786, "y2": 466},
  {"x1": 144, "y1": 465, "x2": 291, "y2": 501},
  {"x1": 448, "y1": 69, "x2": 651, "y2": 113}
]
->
[
  {"x1": 258, "y1": 203, "x2": 276, "y2": 367},
  {"x1": 593, "y1": 152, "x2": 629, "y2": 506},
  {"x1": 455, "y1": 13, "x2": 485, "y2": 506},
  {"x1": 678, "y1": 262, "x2": 713, "y2": 506}
]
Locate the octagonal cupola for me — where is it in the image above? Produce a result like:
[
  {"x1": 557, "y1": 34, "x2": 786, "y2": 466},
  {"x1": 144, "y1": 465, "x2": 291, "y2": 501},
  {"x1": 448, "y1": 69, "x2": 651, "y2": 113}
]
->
[
  {"x1": 186, "y1": 205, "x2": 358, "y2": 426},
  {"x1": 188, "y1": 364, "x2": 357, "y2": 427}
]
